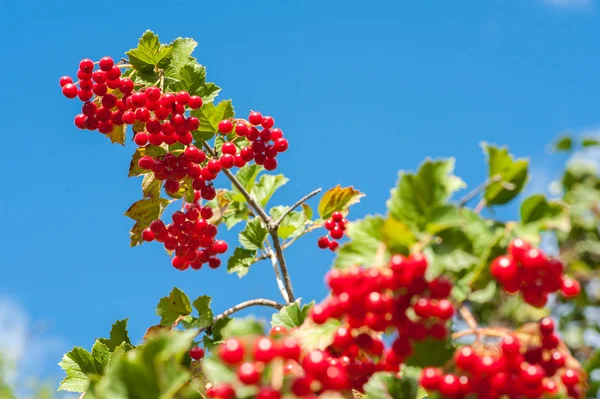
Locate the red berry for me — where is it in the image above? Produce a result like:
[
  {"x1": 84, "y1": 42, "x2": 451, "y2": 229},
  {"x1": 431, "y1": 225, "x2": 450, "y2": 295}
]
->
[
  {"x1": 539, "y1": 317, "x2": 555, "y2": 335},
  {"x1": 220, "y1": 154, "x2": 235, "y2": 169},
  {"x1": 330, "y1": 227, "x2": 344, "y2": 240},
  {"x1": 274, "y1": 138, "x2": 289, "y2": 152},
  {"x1": 269, "y1": 325, "x2": 287, "y2": 337},
  {"x1": 302, "y1": 350, "x2": 328, "y2": 375},
  {"x1": 79, "y1": 58, "x2": 94, "y2": 73},
  {"x1": 249, "y1": 111, "x2": 263, "y2": 125},
  {"x1": 253, "y1": 337, "x2": 276, "y2": 363},
  {"x1": 98, "y1": 56, "x2": 114, "y2": 71},
  {"x1": 328, "y1": 241, "x2": 339, "y2": 251},
  {"x1": 62, "y1": 83, "x2": 78, "y2": 99},
  {"x1": 237, "y1": 362, "x2": 260, "y2": 385},
  {"x1": 420, "y1": 368, "x2": 442, "y2": 390},
  {"x1": 317, "y1": 236, "x2": 330, "y2": 249},
  {"x1": 120, "y1": 78, "x2": 134, "y2": 94},
  {"x1": 508, "y1": 238, "x2": 531, "y2": 264},
  {"x1": 190, "y1": 347, "x2": 205, "y2": 360},
  {"x1": 264, "y1": 158, "x2": 277, "y2": 171},
  {"x1": 208, "y1": 257, "x2": 221, "y2": 268},
  {"x1": 59, "y1": 76, "x2": 73, "y2": 87},
  {"x1": 142, "y1": 228, "x2": 155, "y2": 242},
  {"x1": 218, "y1": 120, "x2": 233, "y2": 134},
  {"x1": 188, "y1": 95, "x2": 203, "y2": 109},
  {"x1": 222, "y1": 142, "x2": 237, "y2": 155},
  {"x1": 212, "y1": 240, "x2": 228, "y2": 254},
  {"x1": 164, "y1": 180, "x2": 180, "y2": 193},
  {"x1": 522, "y1": 248, "x2": 547, "y2": 269},
  {"x1": 257, "y1": 388, "x2": 280, "y2": 399},
  {"x1": 561, "y1": 277, "x2": 581, "y2": 298},
  {"x1": 490, "y1": 255, "x2": 518, "y2": 283},
  {"x1": 138, "y1": 156, "x2": 154, "y2": 170},
  {"x1": 74, "y1": 114, "x2": 86, "y2": 129},
  {"x1": 219, "y1": 338, "x2": 245, "y2": 364}
]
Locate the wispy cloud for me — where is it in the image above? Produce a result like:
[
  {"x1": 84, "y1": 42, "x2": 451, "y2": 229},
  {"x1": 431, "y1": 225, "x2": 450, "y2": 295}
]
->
[
  {"x1": 0, "y1": 297, "x2": 71, "y2": 396},
  {"x1": 542, "y1": 0, "x2": 594, "y2": 9}
]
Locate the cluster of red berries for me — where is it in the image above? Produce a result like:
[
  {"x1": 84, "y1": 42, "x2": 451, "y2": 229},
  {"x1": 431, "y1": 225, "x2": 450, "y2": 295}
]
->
[
  {"x1": 138, "y1": 146, "x2": 220, "y2": 200},
  {"x1": 141, "y1": 194, "x2": 227, "y2": 271},
  {"x1": 317, "y1": 212, "x2": 348, "y2": 252},
  {"x1": 420, "y1": 317, "x2": 585, "y2": 398},
  {"x1": 60, "y1": 57, "x2": 204, "y2": 144},
  {"x1": 217, "y1": 112, "x2": 289, "y2": 171},
  {"x1": 308, "y1": 254, "x2": 454, "y2": 390},
  {"x1": 490, "y1": 239, "x2": 581, "y2": 307},
  {"x1": 205, "y1": 327, "x2": 351, "y2": 399}
]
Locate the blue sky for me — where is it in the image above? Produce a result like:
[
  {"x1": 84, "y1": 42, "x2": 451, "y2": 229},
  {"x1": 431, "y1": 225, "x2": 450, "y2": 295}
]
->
[{"x1": 1, "y1": 0, "x2": 600, "y2": 392}]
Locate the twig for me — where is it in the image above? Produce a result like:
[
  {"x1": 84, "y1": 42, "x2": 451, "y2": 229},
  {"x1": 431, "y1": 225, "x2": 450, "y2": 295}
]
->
[
  {"x1": 265, "y1": 240, "x2": 290, "y2": 302},
  {"x1": 269, "y1": 231, "x2": 295, "y2": 302},
  {"x1": 459, "y1": 306, "x2": 478, "y2": 330},
  {"x1": 272, "y1": 188, "x2": 322, "y2": 227},
  {"x1": 202, "y1": 142, "x2": 271, "y2": 223},
  {"x1": 197, "y1": 298, "x2": 284, "y2": 336},
  {"x1": 458, "y1": 174, "x2": 502, "y2": 207},
  {"x1": 452, "y1": 327, "x2": 509, "y2": 340}
]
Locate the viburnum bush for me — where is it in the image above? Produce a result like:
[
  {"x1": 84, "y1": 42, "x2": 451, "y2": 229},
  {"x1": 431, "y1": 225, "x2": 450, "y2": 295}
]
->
[{"x1": 55, "y1": 31, "x2": 600, "y2": 399}]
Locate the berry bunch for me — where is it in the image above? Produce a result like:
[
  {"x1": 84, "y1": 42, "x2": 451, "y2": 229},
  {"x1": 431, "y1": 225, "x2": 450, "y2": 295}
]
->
[
  {"x1": 141, "y1": 196, "x2": 227, "y2": 271},
  {"x1": 309, "y1": 254, "x2": 454, "y2": 390},
  {"x1": 206, "y1": 328, "x2": 351, "y2": 399},
  {"x1": 420, "y1": 317, "x2": 585, "y2": 398},
  {"x1": 137, "y1": 146, "x2": 220, "y2": 200},
  {"x1": 60, "y1": 57, "x2": 204, "y2": 144},
  {"x1": 218, "y1": 111, "x2": 289, "y2": 171},
  {"x1": 490, "y1": 239, "x2": 580, "y2": 307},
  {"x1": 317, "y1": 211, "x2": 348, "y2": 252}
]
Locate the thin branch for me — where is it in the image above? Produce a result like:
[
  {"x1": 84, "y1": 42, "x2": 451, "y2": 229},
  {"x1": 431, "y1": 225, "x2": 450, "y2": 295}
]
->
[
  {"x1": 202, "y1": 142, "x2": 272, "y2": 223},
  {"x1": 458, "y1": 174, "x2": 503, "y2": 207},
  {"x1": 197, "y1": 298, "x2": 284, "y2": 335},
  {"x1": 269, "y1": 230, "x2": 295, "y2": 302},
  {"x1": 272, "y1": 188, "x2": 322, "y2": 227},
  {"x1": 459, "y1": 305, "x2": 478, "y2": 330},
  {"x1": 265, "y1": 239, "x2": 290, "y2": 302},
  {"x1": 452, "y1": 327, "x2": 509, "y2": 340},
  {"x1": 254, "y1": 224, "x2": 322, "y2": 262}
]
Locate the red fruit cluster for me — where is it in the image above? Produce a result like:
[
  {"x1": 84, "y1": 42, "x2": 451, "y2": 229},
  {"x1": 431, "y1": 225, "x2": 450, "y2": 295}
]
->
[
  {"x1": 137, "y1": 146, "x2": 220, "y2": 200},
  {"x1": 317, "y1": 211, "x2": 348, "y2": 252},
  {"x1": 217, "y1": 111, "x2": 289, "y2": 171},
  {"x1": 60, "y1": 57, "x2": 203, "y2": 144},
  {"x1": 309, "y1": 254, "x2": 454, "y2": 390},
  {"x1": 141, "y1": 195, "x2": 227, "y2": 271},
  {"x1": 490, "y1": 239, "x2": 580, "y2": 307},
  {"x1": 206, "y1": 328, "x2": 351, "y2": 399},
  {"x1": 421, "y1": 317, "x2": 585, "y2": 398}
]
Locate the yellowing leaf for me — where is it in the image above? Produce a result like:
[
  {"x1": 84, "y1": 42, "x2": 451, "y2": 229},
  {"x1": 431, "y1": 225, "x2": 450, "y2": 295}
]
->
[{"x1": 318, "y1": 185, "x2": 365, "y2": 220}]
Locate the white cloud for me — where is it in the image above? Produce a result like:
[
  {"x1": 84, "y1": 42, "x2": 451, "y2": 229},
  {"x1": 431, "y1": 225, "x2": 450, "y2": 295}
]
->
[
  {"x1": 0, "y1": 297, "x2": 71, "y2": 396},
  {"x1": 542, "y1": 0, "x2": 593, "y2": 9}
]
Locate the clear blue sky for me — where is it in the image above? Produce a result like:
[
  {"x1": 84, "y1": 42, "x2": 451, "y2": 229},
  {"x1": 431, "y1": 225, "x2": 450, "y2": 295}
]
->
[{"x1": 1, "y1": 0, "x2": 599, "y2": 388}]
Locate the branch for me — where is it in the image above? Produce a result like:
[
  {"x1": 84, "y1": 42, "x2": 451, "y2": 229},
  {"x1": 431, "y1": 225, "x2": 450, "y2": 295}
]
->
[
  {"x1": 197, "y1": 298, "x2": 284, "y2": 335},
  {"x1": 202, "y1": 142, "x2": 271, "y2": 223},
  {"x1": 458, "y1": 174, "x2": 503, "y2": 207},
  {"x1": 459, "y1": 305, "x2": 478, "y2": 330},
  {"x1": 269, "y1": 229, "x2": 295, "y2": 302},
  {"x1": 266, "y1": 240, "x2": 290, "y2": 302},
  {"x1": 272, "y1": 188, "x2": 321, "y2": 227}
]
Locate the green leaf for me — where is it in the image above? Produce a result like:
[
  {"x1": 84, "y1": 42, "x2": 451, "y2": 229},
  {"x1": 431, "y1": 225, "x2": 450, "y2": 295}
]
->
[
  {"x1": 270, "y1": 206, "x2": 307, "y2": 239},
  {"x1": 520, "y1": 194, "x2": 569, "y2": 232},
  {"x1": 405, "y1": 337, "x2": 455, "y2": 368},
  {"x1": 125, "y1": 197, "x2": 171, "y2": 247},
  {"x1": 227, "y1": 247, "x2": 257, "y2": 277},
  {"x1": 301, "y1": 204, "x2": 313, "y2": 219},
  {"x1": 251, "y1": 174, "x2": 289, "y2": 207},
  {"x1": 482, "y1": 143, "x2": 529, "y2": 206},
  {"x1": 126, "y1": 30, "x2": 172, "y2": 73},
  {"x1": 292, "y1": 319, "x2": 341, "y2": 352},
  {"x1": 84, "y1": 330, "x2": 198, "y2": 399},
  {"x1": 380, "y1": 217, "x2": 417, "y2": 254},
  {"x1": 388, "y1": 158, "x2": 466, "y2": 229},
  {"x1": 271, "y1": 302, "x2": 314, "y2": 329},
  {"x1": 164, "y1": 37, "x2": 197, "y2": 74},
  {"x1": 220, "y1": 318, "x2": 264, "y2": 339},
  {"x1": 584, "y1": 350, "x2": 600, "y2": 373},
  {"x1": 190, "y1": 100, "x2": 234, "y2": 140},
  {"x1": 239, "y1": 218, "x2": 268, "y2": 251},
  {"x1": 425, "y1": 204, "x2": 467, "y2": 234},
  {"x1": 98, "y1": 319, "x2": 133, "y2": 352},
  {"x1": 156, "y1": 287, "x2": 192, "y2": 326},
  {"x1": 202, "y1": 357, "x2": 236, "y2": 385},
  {"x1": 468, "y1": 281, "x2": 498, "y2": 304},
  {"x1": 141, "y1": 173, "x2": 162, "y2": 199},
  {"x1": 318, "y1": 185, "x2": 365, "y2": 220},
  {"x1": 58, "y1": 341, "x2": 110, "y2": 392},
  {"x1": 364, "y1": 372, "x2": 418, "y2": 399},
  {"x1": 553, "y1": 135, "x2": 573, "y2": 151},
  {"x1": 232, "y1": 164, "x2": 264, "y2": 201},
  {"x1": 582, "y1": 137, "x2": 600, "y2": 148},
  {"x1": 192, "y1": 295, "x2": 214, "y2": 330},
  {"x1": 469, "y1": 227, "x2": 506, "y2": 290},
  {"x1": 334, "y1": 215, "x2": 387, "y2": 269}
]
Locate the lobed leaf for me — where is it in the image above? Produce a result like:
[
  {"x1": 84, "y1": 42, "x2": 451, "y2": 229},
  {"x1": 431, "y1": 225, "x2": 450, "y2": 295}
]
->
[
  {"x1": 318, "y1": 185, "x2": 365, "y2": 220},
  {"x1": 271, "y1": 301, "x2": 314, "y2": 329},
  {"x1": 156, "y1": 287, "x2": 192, "y2": 326},
  {"x1": 239, "y1": 218, "x2": 268, "y2": 251},
  {"x1": 227, "y1": 247, "x2": 257, "y2": 278},
  {"x1": 482, "y1": 143, "x2": 529, "y2": 206}
]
